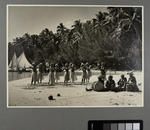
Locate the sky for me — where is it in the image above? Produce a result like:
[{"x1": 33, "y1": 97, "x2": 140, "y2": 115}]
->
[{"x1": 8, "y1": 6, "x2": 107, "y2": 42}]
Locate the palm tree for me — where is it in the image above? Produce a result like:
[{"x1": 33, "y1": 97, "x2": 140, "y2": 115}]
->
[
  {"x1": 57, "y1": 23, "x2": 68, "y2": 35},
  {"x1": 107, "y1": 7, "x2": 142, "y2": 69}
]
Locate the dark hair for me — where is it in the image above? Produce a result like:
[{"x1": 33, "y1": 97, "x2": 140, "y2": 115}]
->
[{"x1": 109, "y1": 75, "x2": 113, "y2": 79}]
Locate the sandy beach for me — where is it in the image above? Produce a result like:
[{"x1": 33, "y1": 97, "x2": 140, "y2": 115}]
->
[{"x1": 8, "y1": 71, "x2": 143, "y2": 107}]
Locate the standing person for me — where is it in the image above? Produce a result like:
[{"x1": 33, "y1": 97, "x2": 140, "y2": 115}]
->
[
  {"x1": 31, "y1": 63, "x2": 37, "y2": 85},
  {"x1": 48, "y1": 64, "x2": 55, "y2": 86},
  {"x1": 54, "y1": 64, "x2": 60, "y2": 83},
  {"x1": 117, "y1": 74, "x2": 127, "y2": 91},
  {"x1": 100, "y1": 62, "x2": 106, "y2": 80},
  {"x1": 37, "y1": 68, "x2": 40, "y2": 84},
  {"x1": 126, "y1": 72, "x2": 139, "y2": 92},
  {"x1": 105, "y1": 75, "x2": 116, "y2": 91},
  {"x1": 70, "y1": 63, "x2": 76, "y2": 83},
  {"x1": 81, "y1": 63, "x2": 87, "y2": 84},
  {"x1": 64, "y1": 63, "x2": 70, "y2": 85},
  {"x1": 86, "y1": 63, "x2": 92, "y2": 83},
  {"x1": 37, "y1": 63, "x2": 43, "y2": 84}
]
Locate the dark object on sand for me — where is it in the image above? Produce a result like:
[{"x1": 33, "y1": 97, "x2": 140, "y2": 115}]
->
[
  {"x1": 48, "y1": 95, "x2": 54, "y2": 100},
  {"x1": 57, "y1": 93, "x2": 61, "y2": 97}
]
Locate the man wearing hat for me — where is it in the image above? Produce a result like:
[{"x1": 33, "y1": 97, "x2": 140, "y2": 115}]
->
[{"x1": 126, "y1": 72, "x2": 139, "y2": 92}]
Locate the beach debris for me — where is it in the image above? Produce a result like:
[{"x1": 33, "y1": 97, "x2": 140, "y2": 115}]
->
[
  {"x1": 48, "y1": 95, "x2": 55, "y2": 100},
  {"x1": 57, "y1": 93, "x2": 61, "y2": 97}
]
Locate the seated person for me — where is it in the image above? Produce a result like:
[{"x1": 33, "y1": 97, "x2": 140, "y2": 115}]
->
[
  {"x1": 86, "y1": 75, "x2": 104, "y2": 92},
  {"x1": 105, "y1": 75, "x2": 116, "y2": 91},
  {"x1": 126, "y1": 72, "x2": 139, "y2": 92},
  {"x1": 117, "y1": 74, "x2": 127, "y2": 91}
]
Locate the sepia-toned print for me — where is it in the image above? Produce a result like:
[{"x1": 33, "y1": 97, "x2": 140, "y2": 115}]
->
[{"x1": 7, "y1": 5, "x2": 144, "y2": 107}]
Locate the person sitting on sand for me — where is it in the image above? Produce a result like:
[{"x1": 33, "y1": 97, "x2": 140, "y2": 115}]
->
[
  {"x1": 105, "y1": 75, "x2": 116, "y2": 91},
  {"x1": 86, "y1": 75, "x2": 105, "y2": 92},
  {"x1": 117, "y1": 74, "x2": 127, "y2": 91},
  {"x1": 126, "y1": 72, "x2": 139, "y2": 92},
  {"x1": 31, "y1": 63, "x2": 37, "y2": 85}
]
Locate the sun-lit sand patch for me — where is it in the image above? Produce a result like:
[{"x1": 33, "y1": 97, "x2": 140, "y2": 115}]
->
[{"x1": 8, "y1": 70, "x2": 143, "y2": 107}]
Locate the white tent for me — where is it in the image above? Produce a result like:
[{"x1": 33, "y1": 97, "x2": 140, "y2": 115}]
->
[
  {"x1": 17, "y1": 51, "x2": 32, "y2": 69},
  {"x1": 9, "y1": 52, "x2": 18, "y2": 70}
]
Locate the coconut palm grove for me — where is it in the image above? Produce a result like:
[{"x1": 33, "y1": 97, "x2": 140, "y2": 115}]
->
[{"x1": 8, "y1": 7, "x2": 142, "y2": 71}]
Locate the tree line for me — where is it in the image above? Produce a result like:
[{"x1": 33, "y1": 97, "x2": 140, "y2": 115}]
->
[{"x1": 8, "y1": 7, "x2": 142, "y2": 70}]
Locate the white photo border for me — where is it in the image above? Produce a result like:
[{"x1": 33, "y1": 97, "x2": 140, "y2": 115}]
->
[{"x1": 6, "y1": 4, "x2": 144, "y2": 108}]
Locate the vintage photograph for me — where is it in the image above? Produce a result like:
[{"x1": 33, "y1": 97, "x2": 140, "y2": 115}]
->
[{"x1": 7, "y1": 5, "x2": 144, "y2": 107}]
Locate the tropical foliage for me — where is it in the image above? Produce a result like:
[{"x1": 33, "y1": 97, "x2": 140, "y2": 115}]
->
[{"x1": 8, "y1": 7, "x2": 142, "y2": 70}]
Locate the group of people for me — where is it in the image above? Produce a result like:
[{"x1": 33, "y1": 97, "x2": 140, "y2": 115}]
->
[
  {"x1": 30, "y1": 62, "x2": 103, "y2": 86},
  {"x1": 30, "y1": 62, "x2": 140, "y2": 92},
  {"x1": 48, "y1": 62, "x2": 105, "y2": 85},
  {"x1": 80, "y1": 62, "x2": 92, "y2": 84},
  {"x1": 89, "y1": 72, "x2": 139, "y2": 92},
  {"x1": 31, "y1": 63, "x2": 44, "y2": 85},
  {"x1": 48, "y1": 63, "x2": 77, "y2": 85},
  {"x1": 31, "y1": 62, "x2": 78, "y2": 86}
]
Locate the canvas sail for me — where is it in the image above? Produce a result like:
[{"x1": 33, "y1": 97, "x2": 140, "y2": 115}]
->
[
  {"x1": 8, "y1": 52, "x2": 18, "y2": 70},
  {"x1": 17, "y1": 51, "x2": 32, "y2": 69}
]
